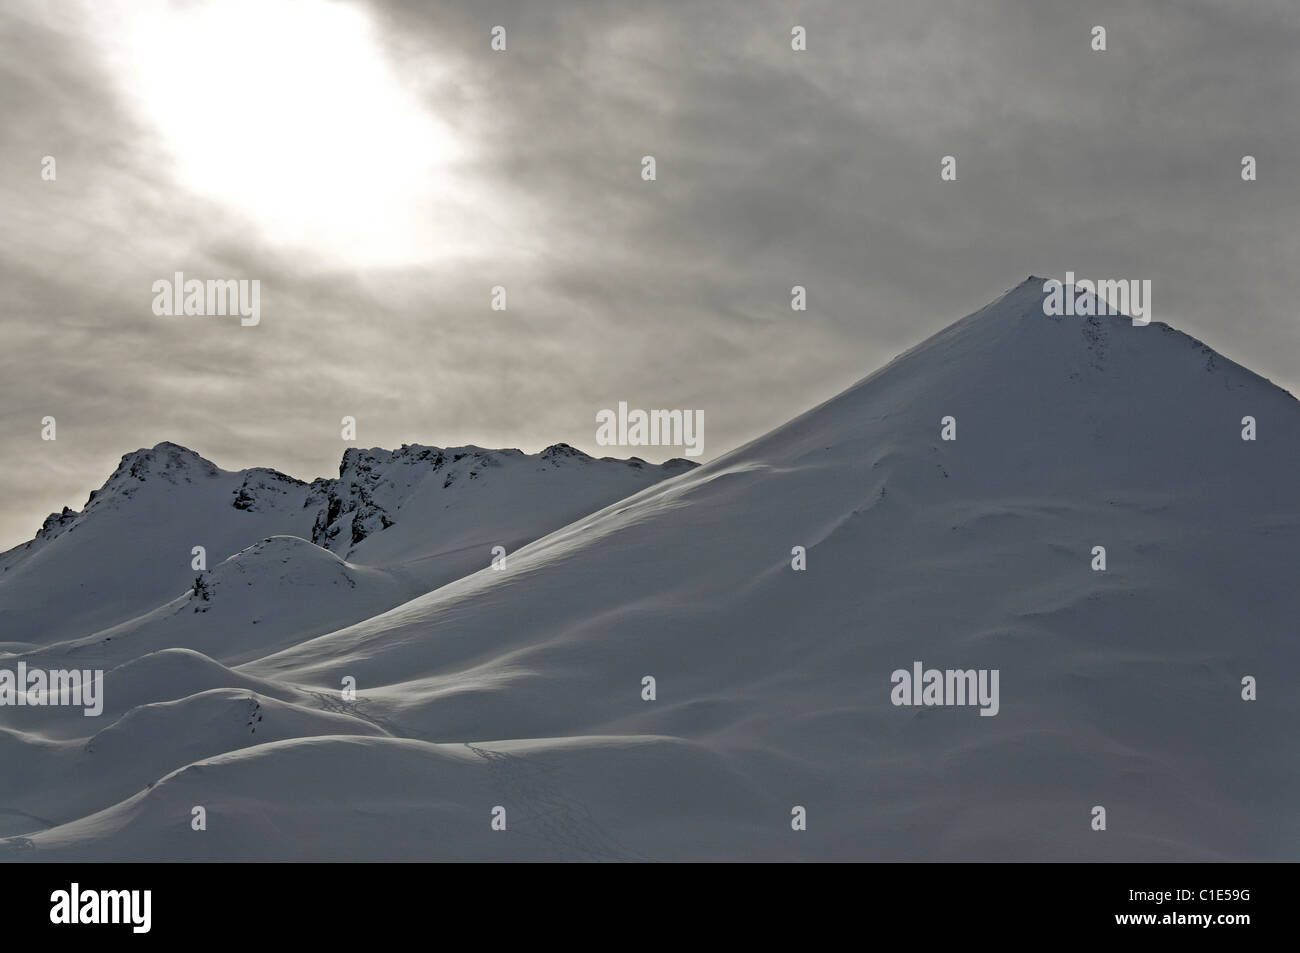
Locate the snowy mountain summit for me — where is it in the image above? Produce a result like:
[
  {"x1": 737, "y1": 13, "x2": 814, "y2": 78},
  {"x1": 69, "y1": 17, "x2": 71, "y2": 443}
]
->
[
  {"x1": 1, "y1": 278, "x2": 1295, "y2": 861},
  {"x1": 0, "y1": 439, "x2": 694, "y2": 647}
]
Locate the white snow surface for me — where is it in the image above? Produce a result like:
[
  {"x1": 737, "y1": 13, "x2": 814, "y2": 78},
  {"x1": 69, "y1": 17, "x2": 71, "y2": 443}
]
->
[{"x1": 1, "y1": 278, "x2": 1295, "y2": 861}]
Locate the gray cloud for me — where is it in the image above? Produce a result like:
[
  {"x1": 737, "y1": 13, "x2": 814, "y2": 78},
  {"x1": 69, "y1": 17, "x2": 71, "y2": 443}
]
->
[{"x1": 1, "y1": 0, "x2": 1297, "y2": 549}]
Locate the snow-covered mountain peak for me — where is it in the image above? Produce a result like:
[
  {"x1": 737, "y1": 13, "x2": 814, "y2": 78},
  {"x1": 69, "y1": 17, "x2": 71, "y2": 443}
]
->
[
  {"x1": 23, "y1": 444, "x2": 225, "y2": 547},
  {"x1": 539, "y1": 442, "x2": 593, "y2": 463},
  {"x1": 111, "y1": 441, "x2": 221, "y2": 485},
  {"x1": 307, "y1": 440, "x2": 697, "y2": 556},
  {"x1": 719, "y1": 275, "x2": 1294, "y2": 498},
  {"x1": 231, "y1": 467, "x2": 309, "y2": 513}
]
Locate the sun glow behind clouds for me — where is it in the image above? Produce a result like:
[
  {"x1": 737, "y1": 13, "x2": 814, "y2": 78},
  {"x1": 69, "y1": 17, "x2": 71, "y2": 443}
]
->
[{"x1": 106, "y1": 0, "x2": 468, "y2": 266}]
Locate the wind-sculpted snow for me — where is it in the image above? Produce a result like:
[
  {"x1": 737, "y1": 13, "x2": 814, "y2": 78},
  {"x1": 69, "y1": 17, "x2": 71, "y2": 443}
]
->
[{"x1": 1, "y1": 279, "x2": 1296, "y2": 861}]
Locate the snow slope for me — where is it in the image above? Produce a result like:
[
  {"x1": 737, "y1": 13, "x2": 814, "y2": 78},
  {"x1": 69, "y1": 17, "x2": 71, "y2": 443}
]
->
[
  {"x1": 42, "y1": 536, "x2": 414, "y2": 668},
  {"x1": 3, "y1": 278, "x2": 1296, "y2": 861}
]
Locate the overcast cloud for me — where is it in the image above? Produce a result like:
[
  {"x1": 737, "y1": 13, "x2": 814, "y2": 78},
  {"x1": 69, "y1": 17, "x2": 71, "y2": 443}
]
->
[{"x1": 1, "y1": 0, "x2": 1297, "y2": 550}]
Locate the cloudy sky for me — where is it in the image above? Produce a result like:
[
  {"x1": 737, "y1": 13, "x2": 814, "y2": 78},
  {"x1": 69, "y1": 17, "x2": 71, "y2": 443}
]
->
[{"x1": 1, "y1": 0, "x2": 1297, "y2": 551}]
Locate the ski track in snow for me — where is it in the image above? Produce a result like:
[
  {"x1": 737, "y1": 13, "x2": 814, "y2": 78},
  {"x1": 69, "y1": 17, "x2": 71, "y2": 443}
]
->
[{"x1": 463, "y1": 742, "x2": 646, "y2": 862}]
